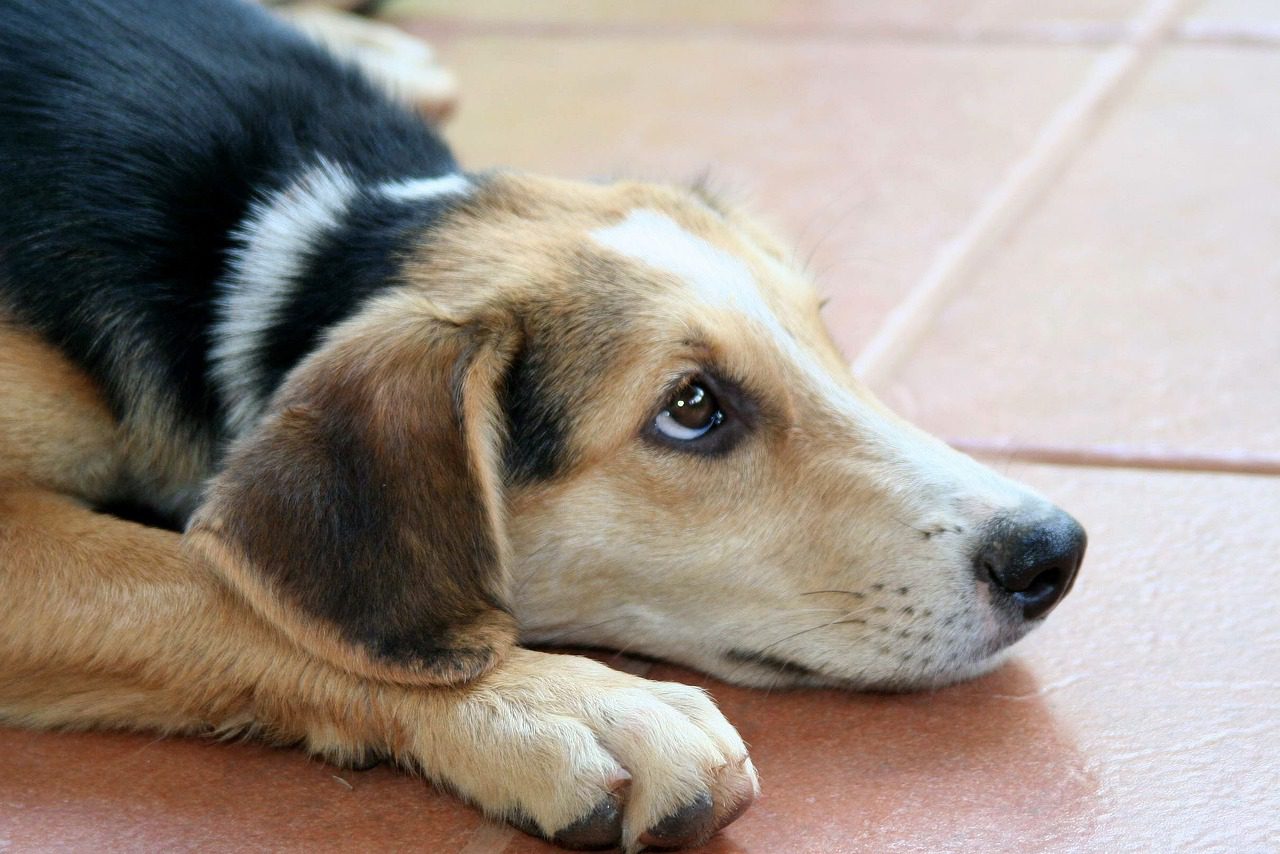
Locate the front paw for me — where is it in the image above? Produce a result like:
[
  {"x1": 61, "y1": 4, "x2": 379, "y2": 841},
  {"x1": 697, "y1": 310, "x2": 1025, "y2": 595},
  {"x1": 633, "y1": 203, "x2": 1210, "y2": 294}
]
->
[{"x1": 404, "y1": 650, "x2": 757, "y2": 851}]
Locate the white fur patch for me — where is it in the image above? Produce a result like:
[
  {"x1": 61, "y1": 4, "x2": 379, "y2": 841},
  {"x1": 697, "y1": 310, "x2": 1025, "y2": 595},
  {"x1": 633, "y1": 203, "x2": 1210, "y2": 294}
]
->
[
  {"x1": 591, "y1": 210, "x2": 759, "y2": 317},
  {"x1": 590, "y1": 210, "x2": 861, "y2": 409},
  {"x1": 210, "y1": 159, "x2": 359, "y2": 436},
  {"x1": 379, "y1": 174, "x2": 470, "y2": 202}
]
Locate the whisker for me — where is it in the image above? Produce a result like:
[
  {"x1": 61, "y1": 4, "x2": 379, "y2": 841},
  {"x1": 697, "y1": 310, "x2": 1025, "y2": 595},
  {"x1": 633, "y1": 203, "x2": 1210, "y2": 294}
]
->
[
  {"x1": 892, "y1": 516, "x2": 930, "y2": 535},
  {"x1": 742, "y1": 616, "x2": 871, "y2": 664},
  {"x1": 774, "y1": 607, "x2": 862, "y2": 616},
  {"x1": 801, "y1": 589, "x2": 867, "y2": 599}
]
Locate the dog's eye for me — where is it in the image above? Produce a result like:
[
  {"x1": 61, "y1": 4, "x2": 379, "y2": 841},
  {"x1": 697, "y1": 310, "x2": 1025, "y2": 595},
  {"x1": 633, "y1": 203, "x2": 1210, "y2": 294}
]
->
[{"x1": 655, "y1": 381, "x2": 724, "y2": 441}]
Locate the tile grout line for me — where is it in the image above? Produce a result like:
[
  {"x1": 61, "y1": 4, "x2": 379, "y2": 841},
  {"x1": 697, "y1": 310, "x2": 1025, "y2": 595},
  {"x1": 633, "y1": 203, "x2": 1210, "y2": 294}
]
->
[
  {"x1": 851, "y1": 0, "x2": 1194, "y2": 388},
  {"x1": 949, "y1": 438, "x2": 1280, "y2": 477},
  {"x1": 411, "y1": 16, "x2": 1134, "y2": 45},
  {"x1": 1175, "y1": 21, "x2": 1280, "y2": 48},
  {"x1": 402, "y1": 16, "x2": 1280, "y2": 50}
]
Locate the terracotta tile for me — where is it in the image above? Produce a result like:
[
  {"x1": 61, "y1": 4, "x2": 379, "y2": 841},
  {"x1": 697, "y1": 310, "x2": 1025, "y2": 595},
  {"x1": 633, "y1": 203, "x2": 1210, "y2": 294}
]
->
[
  {"x1": 5, "y1": 466, "x2": 1275, "y2": 850},
  {"x1": 0, "y1": 729, "x2": 490, "y2": 852},
  {"x1": 386, "y1": 0, "x2": 1145, "y2": 32},
  {"x1": 880, "y1": 47, "x2": 1280, "y2": 455},
  {"x1": 423, "y1": 35, "x2": 1097, "y2": 354}
]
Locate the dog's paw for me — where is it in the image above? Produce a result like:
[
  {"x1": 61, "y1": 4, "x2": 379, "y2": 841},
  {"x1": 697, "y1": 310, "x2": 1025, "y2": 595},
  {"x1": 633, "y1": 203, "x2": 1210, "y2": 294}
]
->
[{"x1": 405, "y1": 650, "x2": 757, "y2": 851}]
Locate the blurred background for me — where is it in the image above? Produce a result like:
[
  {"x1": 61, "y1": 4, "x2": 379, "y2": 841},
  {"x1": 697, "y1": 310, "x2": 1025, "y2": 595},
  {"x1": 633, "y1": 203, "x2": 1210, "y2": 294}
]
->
[{"x1": 4, "y1": 1, "x2": 1277, "y2": 851}]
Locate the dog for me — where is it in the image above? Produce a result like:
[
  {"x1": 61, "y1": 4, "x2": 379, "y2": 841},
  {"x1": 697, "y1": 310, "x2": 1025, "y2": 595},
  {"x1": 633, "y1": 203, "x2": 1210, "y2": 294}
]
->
[{"x1": 0, "y1": 0, "x2": 1086, "y2": 850}]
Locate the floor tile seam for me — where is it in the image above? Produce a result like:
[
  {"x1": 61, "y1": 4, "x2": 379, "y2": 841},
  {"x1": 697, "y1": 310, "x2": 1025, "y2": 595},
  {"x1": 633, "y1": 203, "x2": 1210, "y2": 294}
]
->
[
  {"x1": 400, "y1": 16, "x2": 1140, "y2": 46},
  {"x1": 850, "y1": 0, "x2": 1193, "y2": 388},
  {"x1": 412, "y1": 17, "x2": 1280, "y2": 52},
  {"x1": 950, "y1": 437, "x2": 1280, "y2": 476},
  {"x1": 1174, "y1": 22, "x2": 1280, "y2": 48}
]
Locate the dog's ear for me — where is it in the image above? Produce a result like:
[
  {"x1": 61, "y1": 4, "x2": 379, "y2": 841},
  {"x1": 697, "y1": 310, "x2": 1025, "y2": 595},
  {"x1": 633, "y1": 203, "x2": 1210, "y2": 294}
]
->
[{"x1": 187, "y1": 307, "x2": 518, "y2": 686}]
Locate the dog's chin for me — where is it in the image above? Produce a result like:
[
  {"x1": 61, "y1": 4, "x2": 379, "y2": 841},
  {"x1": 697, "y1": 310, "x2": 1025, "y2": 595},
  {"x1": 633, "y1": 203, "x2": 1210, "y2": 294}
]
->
[
  {"x1": 887, "y1": 643, "x2": 1019, "y2": 691},
  {"x1": 709, "y1": 623, "x2": 1032, "y2": 692}
]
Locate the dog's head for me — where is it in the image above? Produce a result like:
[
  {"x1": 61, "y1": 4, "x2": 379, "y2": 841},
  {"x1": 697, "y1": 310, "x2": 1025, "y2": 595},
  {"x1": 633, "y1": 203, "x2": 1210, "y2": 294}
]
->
[{"x1": 191, "y1": 173, "x2": 1084, "y2": 690}]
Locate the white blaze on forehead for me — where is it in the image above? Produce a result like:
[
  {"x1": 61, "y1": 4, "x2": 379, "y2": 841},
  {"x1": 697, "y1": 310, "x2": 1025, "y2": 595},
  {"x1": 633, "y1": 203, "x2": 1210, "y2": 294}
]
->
[
  {"x1": 590, "y1": 209, "x2": 864, "y2": 413},
  {"x1": 590, "y1": 209, "x2": 762, "y2": 318}
]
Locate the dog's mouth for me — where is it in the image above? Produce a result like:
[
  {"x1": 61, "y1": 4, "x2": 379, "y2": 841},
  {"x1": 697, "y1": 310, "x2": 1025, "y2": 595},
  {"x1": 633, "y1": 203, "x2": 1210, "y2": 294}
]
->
[
  {"x1": 723, "y1": 648, "x2": 824, "y2": 681},
  {"x1": 716, "y1": 611, "x2": 1037, "y2": 691}
]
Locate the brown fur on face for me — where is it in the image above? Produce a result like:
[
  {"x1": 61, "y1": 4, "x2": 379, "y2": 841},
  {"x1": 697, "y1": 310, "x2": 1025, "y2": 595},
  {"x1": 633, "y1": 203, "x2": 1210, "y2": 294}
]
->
[
  {"x1": 375, "y1": 173, "x2": 1069, "y2": 690},
  {"x1": 188, "y1": 299, "x2": 521, "y2": 686}
]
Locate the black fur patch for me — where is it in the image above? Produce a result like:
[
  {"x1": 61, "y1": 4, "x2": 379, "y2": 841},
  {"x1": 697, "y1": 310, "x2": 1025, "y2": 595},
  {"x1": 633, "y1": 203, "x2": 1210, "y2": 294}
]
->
[
  {"x1": 92, "y1": 498, "x2": 185, "y2": 532},
  {"x1": 258, "y1": 191, "x2": 467, "y2": 398},
  {"x1": 0, "y1": 0, "x2": 456, "y2": 443},
  {"x1": 498, "y1": 250, "x2": 648, "y2": 485},
  {"x1": 501, "y1": 337, "x2": 571, "y2": 484}
]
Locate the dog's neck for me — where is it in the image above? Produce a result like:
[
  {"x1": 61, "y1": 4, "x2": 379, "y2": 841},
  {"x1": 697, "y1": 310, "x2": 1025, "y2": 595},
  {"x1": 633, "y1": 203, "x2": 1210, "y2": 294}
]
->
[{"x1": 209, "y1": 160, "x2": 471, "y2": 436}]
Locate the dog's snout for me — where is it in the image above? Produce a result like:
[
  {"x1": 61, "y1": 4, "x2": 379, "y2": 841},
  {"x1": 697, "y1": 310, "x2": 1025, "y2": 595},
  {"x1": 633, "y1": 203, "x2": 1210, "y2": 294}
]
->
[{"x1": 975, "y1": 510, "x2": 1086, "y2": 621}]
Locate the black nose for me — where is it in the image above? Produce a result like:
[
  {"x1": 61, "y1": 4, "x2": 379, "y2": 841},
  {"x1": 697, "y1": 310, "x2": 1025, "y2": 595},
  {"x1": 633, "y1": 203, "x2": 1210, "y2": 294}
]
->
[{"x1": 975, "y1": 509, "x2": 1086, "y2": 620}]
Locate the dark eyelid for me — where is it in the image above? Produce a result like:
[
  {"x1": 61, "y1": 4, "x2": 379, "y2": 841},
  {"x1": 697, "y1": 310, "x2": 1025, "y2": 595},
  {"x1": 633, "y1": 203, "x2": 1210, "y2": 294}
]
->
[{"x1": 643, "y1": 369, "x2": 757, "y2": 457}]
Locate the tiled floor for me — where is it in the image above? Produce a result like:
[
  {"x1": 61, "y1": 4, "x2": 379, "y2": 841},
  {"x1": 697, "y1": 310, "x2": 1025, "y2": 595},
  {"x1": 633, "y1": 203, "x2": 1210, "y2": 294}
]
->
[{"x1": 4, "y1": 0, "x2": 1279, "y2": 851}]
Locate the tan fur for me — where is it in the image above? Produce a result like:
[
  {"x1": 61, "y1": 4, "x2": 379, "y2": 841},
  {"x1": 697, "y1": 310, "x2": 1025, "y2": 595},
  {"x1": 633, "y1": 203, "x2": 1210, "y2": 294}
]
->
[{"x1": 0, "y1": 321, "x2": 122, "y2": 498}]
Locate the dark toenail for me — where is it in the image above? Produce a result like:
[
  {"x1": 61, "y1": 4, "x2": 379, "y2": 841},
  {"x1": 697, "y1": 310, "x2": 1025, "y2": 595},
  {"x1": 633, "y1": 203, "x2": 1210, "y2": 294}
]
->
[
  {"x1": 552, "y1": 797, "x2": 623, "y2": 851},
  {"x1": 638, "y1": 791, "x2": 716, "y2": 849},
  {"x1": 508, "y1": 797, "x2": 622, "y2": 851}
]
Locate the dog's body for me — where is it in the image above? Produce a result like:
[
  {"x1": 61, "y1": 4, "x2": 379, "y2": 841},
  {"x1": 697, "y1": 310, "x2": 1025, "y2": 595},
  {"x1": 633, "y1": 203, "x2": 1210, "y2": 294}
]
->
[
  {"x1": 1, "y1": 0, "x2": 459, "y2": 520},
  {"x1": 0, "y1": 1, "x2": 1086, "y2": 849}
]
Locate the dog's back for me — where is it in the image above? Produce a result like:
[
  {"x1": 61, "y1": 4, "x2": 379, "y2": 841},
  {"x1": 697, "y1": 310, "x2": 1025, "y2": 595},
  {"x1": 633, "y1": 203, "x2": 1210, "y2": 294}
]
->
[{"x1": 0, "y1": 0, "x2": 455, "y2": 458}]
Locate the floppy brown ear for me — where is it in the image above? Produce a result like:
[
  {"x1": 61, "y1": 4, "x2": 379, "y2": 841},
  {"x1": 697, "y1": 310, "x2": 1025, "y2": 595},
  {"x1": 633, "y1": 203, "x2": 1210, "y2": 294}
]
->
[{"x1": 187, "y1": 308, "x2": 518, "y2": 687}]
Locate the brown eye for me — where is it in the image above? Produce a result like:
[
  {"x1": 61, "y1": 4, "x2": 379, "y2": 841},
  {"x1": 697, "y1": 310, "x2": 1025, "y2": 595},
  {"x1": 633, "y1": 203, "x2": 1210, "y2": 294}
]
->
[{"x1": 655, "y1": 381, "x2": 724, "y2": 441}]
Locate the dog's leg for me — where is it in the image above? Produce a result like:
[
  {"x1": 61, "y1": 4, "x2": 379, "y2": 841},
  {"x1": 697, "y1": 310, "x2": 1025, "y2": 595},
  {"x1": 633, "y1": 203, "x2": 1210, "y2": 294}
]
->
[
  {"x1": 0, "y1": 330, "x2": 756, "y2": 850},
  {"x1": 274, "y1": 4, "x2": 457, "y2": 123},
  {"x1": 0, "y1": 496, "x2": 756, "y2": 848}
]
